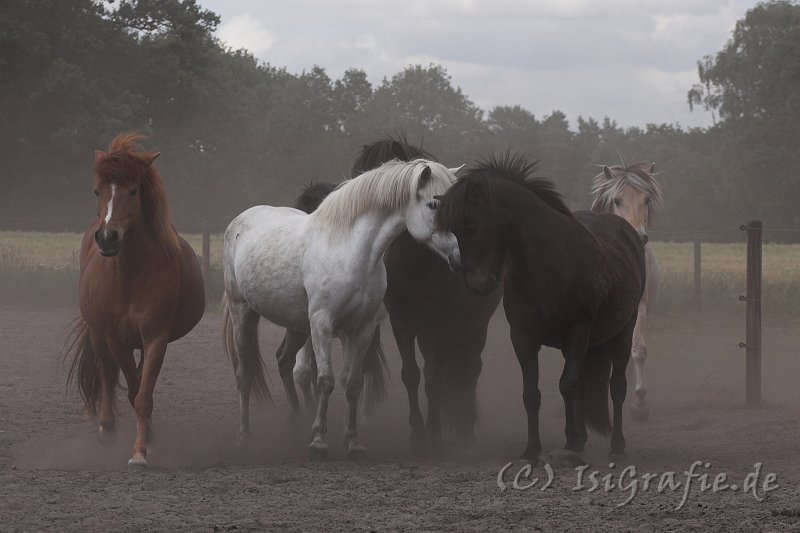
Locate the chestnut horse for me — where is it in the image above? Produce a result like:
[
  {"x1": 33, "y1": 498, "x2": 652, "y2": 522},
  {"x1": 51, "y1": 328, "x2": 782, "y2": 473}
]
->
[{"x1": 66, "y1": 134, "x2": 205, "y2": 467}]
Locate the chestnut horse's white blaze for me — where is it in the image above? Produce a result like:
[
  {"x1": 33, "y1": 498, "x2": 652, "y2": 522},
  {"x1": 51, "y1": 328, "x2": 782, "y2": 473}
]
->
[
  {"x1": 104, "y1": 183, "x2": 116, "y2": 224},
  {"x1": 222, "y1": 159, "x2": 460, "y2": 459},
  {"x1": 591, "y1": 161, "x2": 663, "y2": 422}
]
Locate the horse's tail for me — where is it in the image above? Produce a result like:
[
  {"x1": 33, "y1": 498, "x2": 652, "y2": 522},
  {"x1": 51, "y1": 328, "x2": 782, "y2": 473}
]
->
[
  {"x1": 65, "y1": 317, "x2": 109, "y2": 417},
  {"x1": 578, "y1": 351, "x2": 612, "y2": 435},
  {"x1": 222, "y1": 293, "x2": 272, "y2": 404},
  {"x1": 362, "y1": 325, "x2": 389, "y2": 408}
]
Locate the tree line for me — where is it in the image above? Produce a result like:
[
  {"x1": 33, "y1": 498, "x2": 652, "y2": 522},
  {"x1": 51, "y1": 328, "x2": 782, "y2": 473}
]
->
[{"x1": 1, "y1": 0, "x2": 798, "y2": 240}]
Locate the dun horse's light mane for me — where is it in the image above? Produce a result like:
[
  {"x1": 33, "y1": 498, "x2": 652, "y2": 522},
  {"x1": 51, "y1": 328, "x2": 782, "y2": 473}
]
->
[
  {"x1": 591, "y1": 162, "x2": 663, "y2": 224},
  {"x1": 312, "y1": 159, "x2": 451, "y2": 235},
  {"x1": 95, "y1": 133, "x2": 181, "y2": 261}
]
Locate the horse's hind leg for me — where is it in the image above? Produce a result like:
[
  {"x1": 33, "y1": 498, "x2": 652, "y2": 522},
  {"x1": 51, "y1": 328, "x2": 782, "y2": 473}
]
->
[
  {"x1": 227, "y1": 300, "x2": 262, "y2": 443},
  {"x1": 293, "y1": 337, "x2": 317, "y2": 415},
  {"x1": 277, "y1": 329, "x2": 307, "y2": 417},
  {"x1": 630, "y1": 301, "x2": 649, "y2": 422},
  {"x1": 89, "y1": 333, "x2": 120, "y2": 447}
]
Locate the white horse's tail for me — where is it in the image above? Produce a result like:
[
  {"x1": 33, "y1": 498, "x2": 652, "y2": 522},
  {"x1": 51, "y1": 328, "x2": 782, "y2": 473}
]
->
[
  {"x1": 222, "y1": 292, "x2": 272, "y2": 404},
  {"x1": 362, "y1": 325, "x2": 389, "y2": 408}
]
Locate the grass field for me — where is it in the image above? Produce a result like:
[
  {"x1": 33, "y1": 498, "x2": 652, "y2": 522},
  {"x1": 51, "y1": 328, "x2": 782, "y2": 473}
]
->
[{"x1": 1, "y1": 230, "x2": 799, "y2": 314}]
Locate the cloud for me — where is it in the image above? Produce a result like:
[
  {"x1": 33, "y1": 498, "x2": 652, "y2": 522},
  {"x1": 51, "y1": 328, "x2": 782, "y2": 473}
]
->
[{"x1": 217, "y1": 14, "x2": 277, "y2": 56}]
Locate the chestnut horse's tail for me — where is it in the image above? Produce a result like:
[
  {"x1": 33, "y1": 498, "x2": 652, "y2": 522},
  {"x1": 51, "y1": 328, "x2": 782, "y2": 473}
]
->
[
  {"x1": 578, "y1": 351, "x2": 612, "y2": 435},
  {"x1": 221, "y1": 293, "x2": 271, "y2": 404},
  {"x1": 65, "y1": 317, "x2": 111, "y2": 417}
]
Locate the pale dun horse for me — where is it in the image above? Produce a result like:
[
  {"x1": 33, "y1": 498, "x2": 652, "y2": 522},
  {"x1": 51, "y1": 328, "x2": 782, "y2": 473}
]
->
[{"x1": 591, "y1": 162, "x2": 662, "y2": 421}]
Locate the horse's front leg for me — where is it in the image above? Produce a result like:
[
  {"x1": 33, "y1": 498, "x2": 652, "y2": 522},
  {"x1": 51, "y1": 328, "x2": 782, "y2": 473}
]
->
[
  {"x1": 559, "y1": 326, "x2": 591, "y2": 453},
  {"x1": 630, "y1": 300, "x2": 649, "y2": 422},
  {"x1": 128, "y1": 334, "x2": 168, "y2": 468},
  {"x1": 308, "y1": 313, "x2": 334, "y2": 460},
  {"x1": 389, "y1": 315, "x2": 425, "y2": 452},
  {"x1": 342, "y1": 325, "x2": 374, "y2": 460},
  {"x1": 509, "y1": 325, "x2": 543, "y2": 461},
  {"x1": 89, "y1": 332, "x2": 120, "y2": 447}
]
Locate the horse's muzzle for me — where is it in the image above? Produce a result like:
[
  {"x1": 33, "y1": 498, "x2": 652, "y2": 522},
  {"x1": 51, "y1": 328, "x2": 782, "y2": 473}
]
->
[{"x1": 95, "y1": 229, "x2": 120, "y2": 257}]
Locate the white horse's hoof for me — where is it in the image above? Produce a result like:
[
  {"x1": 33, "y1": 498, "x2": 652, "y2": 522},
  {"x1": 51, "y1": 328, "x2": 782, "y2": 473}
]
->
[
  {"x1": 127, "y1": 455, "x2": 148, "y2": 469},
  {"x1": 347, "y1": 443, "x2": 367, "y2": 461},
  {"x1": 308, "y1": 441, "x2": 328, "y2": 461},
  {"x1": 630, "y1": 403, "x2": 650, "y2": 422},
  {"x1": 547, "y1": 449, "x2": 588, "y2": 468}
]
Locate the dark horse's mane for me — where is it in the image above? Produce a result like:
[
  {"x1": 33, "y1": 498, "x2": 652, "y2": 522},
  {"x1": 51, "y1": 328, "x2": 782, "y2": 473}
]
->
[
  {"x1": 293, "y1": 132, "x2": 435, "y2": 214},
  {"x1": 439, "y1": 151, "x2": 571, "y2": 229},
  {"x1": 294, "y1": 181, "x2": 338, "y2": 214},
  {"x1": 350, "y1": 132, "x2": 435, "y2": 176}
]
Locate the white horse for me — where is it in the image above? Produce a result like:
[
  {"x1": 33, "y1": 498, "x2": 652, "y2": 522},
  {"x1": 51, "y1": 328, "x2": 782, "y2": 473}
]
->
[
  {"x1": 591, "y1": 162, "x2": 662, "y2": 422},
  {"x1": 222, "y1": 159, "x2": 461, "y2": 459}
]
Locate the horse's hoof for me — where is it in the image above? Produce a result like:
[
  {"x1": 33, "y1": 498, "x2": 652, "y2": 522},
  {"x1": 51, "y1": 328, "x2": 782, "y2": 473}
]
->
[
  {"x1": 630, "y1": 404, "x2": 650, "y2": 422},
  {"x1": 127, "y1": 455, "x2": 148, "y2": 469},
  {"x1": 609, "y1": 451, "x2": 628, "y2": 463},
  {"x1": 547, "y1": 449, "x2": 588, "y2": 468},
  {"x1": 308, "y1": 442, "x2": 328, "y2": 461},
  {"x1": 97, "y1": 425, "x2": 116, "y2": 447},
  {"x1": 347, "y1": 443, "x2": 367, "y2": 461}
]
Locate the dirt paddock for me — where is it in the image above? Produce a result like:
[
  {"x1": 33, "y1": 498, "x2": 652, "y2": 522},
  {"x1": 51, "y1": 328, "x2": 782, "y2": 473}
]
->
[{"x1": 1, "y1": 303, "x2": 799, "y2": 531}]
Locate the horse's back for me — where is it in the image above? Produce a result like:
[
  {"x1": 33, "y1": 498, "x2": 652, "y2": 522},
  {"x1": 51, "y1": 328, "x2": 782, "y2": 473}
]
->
[
  {"x1": 224, "y1": 206, "x2": 310, "y2": 329},
  {"x1": 573, "y1": 210, "x2": 646, "y2": 344}
]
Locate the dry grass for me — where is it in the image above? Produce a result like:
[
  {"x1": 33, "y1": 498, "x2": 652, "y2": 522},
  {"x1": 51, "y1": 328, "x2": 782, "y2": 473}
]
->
[{"x1": 1, "y1": 231, "x2": 799, "y2": 314}]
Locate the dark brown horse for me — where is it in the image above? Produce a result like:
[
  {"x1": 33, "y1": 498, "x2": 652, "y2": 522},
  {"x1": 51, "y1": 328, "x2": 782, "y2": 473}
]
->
[
  {"x1": 281, "y1": 135, "x2": 502, "y2": 451},
  {"x1": 66, "y1": 134, "x2": 205, "y2": 467},
  {"x1": 437, "y1": 152, "x2": 645, "y2": 460}
]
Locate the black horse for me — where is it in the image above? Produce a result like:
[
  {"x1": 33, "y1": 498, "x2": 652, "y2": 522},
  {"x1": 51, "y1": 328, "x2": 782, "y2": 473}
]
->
[
  {"x1": 437, "y1": 153, "x2": 645, "y2": 459},
  {"x1": 279, "y1": 134, "x2": 502, "y2": 450}
]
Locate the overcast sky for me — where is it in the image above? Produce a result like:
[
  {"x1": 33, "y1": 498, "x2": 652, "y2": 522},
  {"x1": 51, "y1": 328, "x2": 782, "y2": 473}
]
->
[{"x1": 201, "y1": 0, "x2": 759, "y2": 129}]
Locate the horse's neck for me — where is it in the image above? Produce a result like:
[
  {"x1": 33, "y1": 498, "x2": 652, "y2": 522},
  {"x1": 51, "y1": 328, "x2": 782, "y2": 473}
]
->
[
  {"x1": 341, "y1": 211, "x2": 407, "y2": 269},
  {"x1": 118, "y1": 224, "x2": 179, "y2": 272}
]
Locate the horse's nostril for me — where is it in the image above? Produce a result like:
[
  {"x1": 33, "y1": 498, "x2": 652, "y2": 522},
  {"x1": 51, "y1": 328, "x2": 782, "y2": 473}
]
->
[
  {"x1": 642, "y1": 234, "x2": 649, "y2": 246},
  {"x1": 94, "y1": 230, "x2": 101, "y2": 244},
  {"x1": 108, "y1": 230, "x2": 119, "y2": 243}
]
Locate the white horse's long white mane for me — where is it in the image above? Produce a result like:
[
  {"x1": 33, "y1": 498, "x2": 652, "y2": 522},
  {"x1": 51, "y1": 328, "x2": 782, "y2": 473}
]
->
[
  {"x1": 312, "y1": 159, "x2": 452, "y2": 235},
  {"x1": 590, "y1": 162, "x2": 663, "y2": 225}
]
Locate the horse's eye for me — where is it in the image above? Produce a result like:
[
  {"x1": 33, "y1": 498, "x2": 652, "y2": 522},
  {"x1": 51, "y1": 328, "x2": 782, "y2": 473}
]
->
[
  {"x1": 426, "y1": 201, "x2": 438, "y2": 210},
  {"x1": 613, "y1": 198, "x2": 622, "y2": 207},
  {"x1": 644, "y1": 197, "x2": 651, "y2": 205},
  {"x1": 94, "y1": 190, "x2": 99, "y2": 197},
  {"x1": 129, "y1": 188, "x2": 138, "y2": 197}
]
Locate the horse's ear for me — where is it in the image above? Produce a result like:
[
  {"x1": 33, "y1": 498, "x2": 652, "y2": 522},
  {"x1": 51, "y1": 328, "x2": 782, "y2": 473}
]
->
[
  {"x1": 449, "y1": 164, "x2": 466, "y2": 175},
  {"x1": 146, "y1": 152, "x2": 161, "y2": 165},
  {"x1": 417, "y1": 166, "x2": 432, "y2": 191},
  {"x1": 603, "y1": 166, "x2": 613, "y2": 180},
  {"x1": 94, "y1": 150, "x2": 106, "y2": 163},
  {"x1": 391, "y1": 141, "x2": 408, "y2": 162},
  {"x1": 649, "y1": 162, "x2": 656, "y2": 174}
]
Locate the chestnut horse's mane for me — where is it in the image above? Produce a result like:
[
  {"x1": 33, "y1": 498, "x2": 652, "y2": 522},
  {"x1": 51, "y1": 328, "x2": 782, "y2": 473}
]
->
[{"x1": 95, "y1": 133, "x2": 180, "y2": 261}]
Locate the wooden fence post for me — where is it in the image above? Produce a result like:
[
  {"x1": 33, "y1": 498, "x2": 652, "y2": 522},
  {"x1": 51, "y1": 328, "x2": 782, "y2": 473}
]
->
[
  {"x1": 201, "y1": 221, "x2": 210, "y2": 290},
  {"x1": 739, "y1": 220, "x2": 762, "y2": 406},
  {"x1": 694, "y1": 235, "x2": 702, "y2": 309}
]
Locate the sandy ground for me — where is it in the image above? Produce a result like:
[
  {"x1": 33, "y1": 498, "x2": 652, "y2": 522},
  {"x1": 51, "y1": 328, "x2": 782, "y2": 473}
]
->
[{"x1": 1, "y1": 303, "x2": 799, "y2": 532}]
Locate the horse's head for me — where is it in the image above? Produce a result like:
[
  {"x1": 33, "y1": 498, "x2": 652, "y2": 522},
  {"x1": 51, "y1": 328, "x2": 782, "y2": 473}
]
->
[
  {"x1": 404, "y1": 162, "x2": 462, "y2": 272},
  {"x1": 592, "y1": 162, "x2": 661, "y2": 246},
  {"x1": 92, "y1": 135, "x2": 161, "y2": 257},
  {"x1": 437, "y1": 175, "x2": 511, "y2": 296}
]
